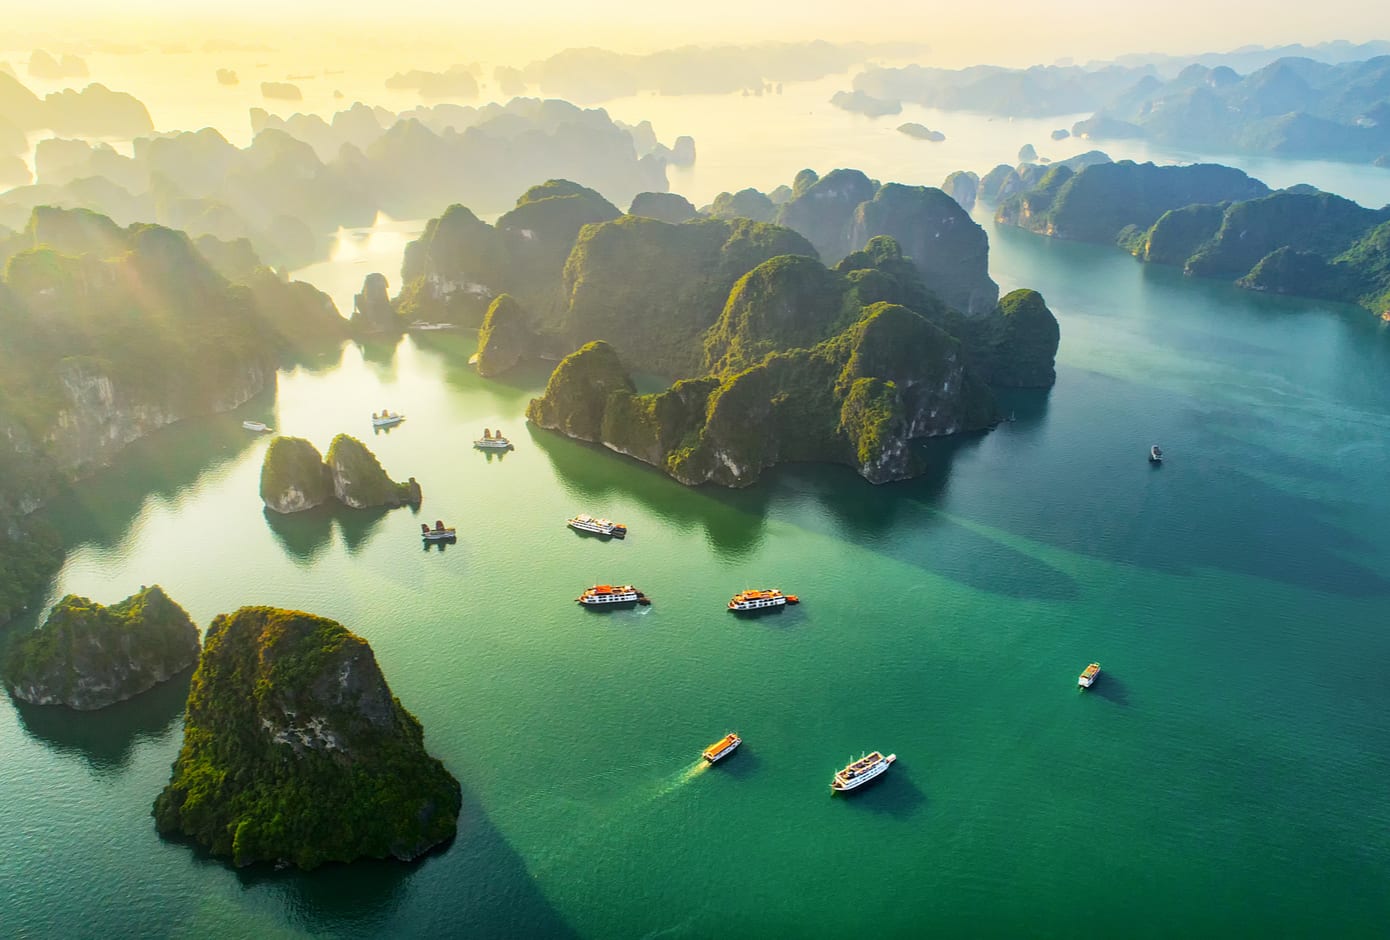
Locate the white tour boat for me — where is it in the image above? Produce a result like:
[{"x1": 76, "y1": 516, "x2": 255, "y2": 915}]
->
[
  {"x1": 727, "y1": 589, "x2": 799, "y2": 612},
  {"x1": 831, "y1": 751, "x2": 896, "y2": 792},
  {"x1": 420, "y1": 521, "x2": 457, "y2": 542},
  {"x1": 575, "y1": 584, "x2": 650, "y2": 607},
  {"x1": 474, "y1": 428, "x2": 513, "y2": 450},
  {"x1": 242, "y1": 420, "x2": 272, "y2": 433},
  {"x1": 1079, "y1": 662, "x2": 1101, "y2": 689},
  {"x1": 372, "y1": 411, "x2": 406, "y2": 428},
  {"x1": 567, "y1": 514, "x2": 628, "y2": 539}
]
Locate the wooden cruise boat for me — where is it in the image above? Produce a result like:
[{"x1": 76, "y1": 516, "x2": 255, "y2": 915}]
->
[
  {"x1": 575, "y1": 584, "x2": 650, "y2": 607},
  {"x1": 702, "y1": 733, "x2": 742, "y2": 763},
  {"x1": 567, "y1": 514, "x2": 627, "y2": 539},
  {"x1": 372, "y1": 410, "x2": 405, "y2": 428},
  {"x1": 420, "y1": 520, "x2": 457, "y2": 542},
  {"x1": 727, "y1": 589, "x2": 799, "y2": 612},
  {"x1": 474, "y1": 428, "x2": 513, "y2": 450},
  {"x1": 1078, "y1": 662, "x2": 1101, "y2": 689},
  {"x1": 831, "y1": 751, "x2": 896, "y2": 792}
]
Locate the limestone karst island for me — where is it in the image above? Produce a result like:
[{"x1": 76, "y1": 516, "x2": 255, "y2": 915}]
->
[{"x1": 2, "y1": 3, "x2": 1389, "y2": 936}]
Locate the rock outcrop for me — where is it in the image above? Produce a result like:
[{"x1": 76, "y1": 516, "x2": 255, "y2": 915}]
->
[
  {"x1": 3, "y1": 586, "x2": 199, "y2": 710},
  {"x1": 351, "y1": 272, "x2": 402, "y2": 334},
  {"x1": 260, "y1": 437, "x2": 334, "y2": 513},
  {"x1": 940, "y1": 170, "x2": 979, "y2": 212},
  {"x1": 152, "y1": 606, "x2": 461, "y2": 869},
  {"x1": 260, "y1": 435, "x2": 419, "y2": 512},
  {"x1": 898, "y1": 123, "x2": 945, "y2": 141},
  {"x1": 325, "y1": 434, "x2": 421, "y2": 509},
  {"x1": 474, "y1": 294, "x2": 538, "y2": 377},
  {"x1": 628, "y1": 192, "x2": 698, "y2": 223}
]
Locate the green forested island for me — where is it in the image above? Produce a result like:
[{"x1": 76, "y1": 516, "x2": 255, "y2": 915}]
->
[
  {"x1": 152, "y1": 606, "x2": 460, "y2": 869},
  {"x1": 3, "y1": 585, "x2": 199, "y2": 710},
  {"x1": 990, "y1": 159, "x2": 1390, "y2": 315},
  {"x1": 260, "y1": 435, "x2": 421, "y2": 513},
  {"x1": 0, "y1": 207, "x2": 349, "y2": 628},
  {"x1": 389, "y1": 172, "x2": 1058, "y2": 486}
]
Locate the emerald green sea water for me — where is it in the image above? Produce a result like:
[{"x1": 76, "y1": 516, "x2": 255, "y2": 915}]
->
[{"x1": 4, "y1": 220, "x2": 1390, "y2": 937}]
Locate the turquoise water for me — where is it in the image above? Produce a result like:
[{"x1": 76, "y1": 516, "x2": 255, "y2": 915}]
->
[{"x1": 4, "y1": 220, "x2": 1390, "y2": 936}]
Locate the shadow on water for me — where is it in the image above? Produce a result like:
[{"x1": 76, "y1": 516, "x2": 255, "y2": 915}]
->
[
  {"x1": 264, "y1": 505, "x2": 405, "y2": 562},
  {"x1": 835, "y1": 766, "x2": 927, "y2": 820},
  {"x1": 353, "y1": 337, "x2": 403, "y2": 371},
  {"x1": 11, "y1": 667, "x2": 191, "y2": 773},
  {"x1": 713, "y1": 747, "x2": 762, "y2": 781},
  {"x1": 46, "y1": 414, "x2": 264, "y2": 553},
  {"x1": 264, "y1": 506, "x2": 335, "y2": 566},
  {"x1": 1089, "y1": 673, "x2": 1131, "y2": 707},
  {"x1": 529, "y1": 428, "x2": 773, "y2": 559},
  {"x1": 227, "y1": 781, "x2": 578, "y2": 937}
]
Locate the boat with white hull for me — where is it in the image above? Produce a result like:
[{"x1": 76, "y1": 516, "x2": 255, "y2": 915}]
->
[
  {"x1": 576, "y1": 584, "x2": 650, "y2": 607},
  {"x1": 703, "y1": 733, "x2": 742, "y2": 763},
  {"x1": 1079, "y1": 662, "x2": 1101, "y2": 689},
  {"x1": 474, "y1": 428, "x2": 513, "y2": 450},
  {"x1": 421, "y1": 521, "x2": 457, "y2": 542},
  {"x1": 831, "y1": 751, "x2": 896, "y2": 792},
  {"x1": 372, "y1": 411, "x2": 405, "y2": 428},
  {"x1": 242, "y1": 420, "x2": 272, "y2": 433},
  {"x1": 568, "y1": 514, "x2": 627, "y2": 538},
  {"x1": 728, "y1": 589, "x2": 799, "y2": 612}
]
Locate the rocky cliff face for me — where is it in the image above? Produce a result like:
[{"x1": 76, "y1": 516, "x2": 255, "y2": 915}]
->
[
  {"x1": 474, "y1": 294, "x2": 538, "y2": 377},
  {"x1": 3, "y1": 586, "x2": 200, "y2": 710},
  {"x1": 46, "y1": 355, "x2": 271, "y2": 476},
  {"x1": 849, "y1": 184, "x2": 999, "y2": 315},
  {"x1": 152, "y1": 606, "x2": 461, "y2": 868},
  {"x1": 350, "y1": 272, "x2": 402, "y2": 333},
  {"x1": 325, "y1": 434, "x2": 421, "y2": 509},
  {"x1": 260, "y1": 436, "x2": 333, "y2": 513}
]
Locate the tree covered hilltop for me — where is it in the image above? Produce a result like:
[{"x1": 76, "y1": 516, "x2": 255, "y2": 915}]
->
[
  {"x1": 389, "y1": 172, "x2": 1058, "y2": 487},
  {"x1": 153, "y1": 606, "x2": 460, "y2": 869},
  {"x1": 972, "y1": 155, "x2": 1390, "y2": 317}
]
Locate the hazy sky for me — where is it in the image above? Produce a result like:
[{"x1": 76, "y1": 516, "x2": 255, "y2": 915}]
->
[{"x1": 13, "y1": 0, "x2": 1390, "y2": 67}]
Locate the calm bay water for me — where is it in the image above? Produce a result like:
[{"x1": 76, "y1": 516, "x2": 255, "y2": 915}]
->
[{"x1": 3, "y1": 211, "x2": 1390, "y2": 936}]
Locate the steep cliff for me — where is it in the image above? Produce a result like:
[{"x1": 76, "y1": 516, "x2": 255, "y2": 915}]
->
[
  {"x1": 525, "y1": 341, "x2": 636, "y2": 441},
  {"x1": 152, "y1": 606, "x2": 461, "y2": 869},
  {"x1": 4, "y1": 586, "x2": 199, "y2": 710},
  {"x1": 325, "y1": 434, "x2": 421, "y2": 509},
  {"x1": 848, "y1": 183, "x2": 999, "y2": 314},
  {"x1": 351, "y1": 272, "x2": 403, "y2": 334},
  {"x1": 474, "y1": 293, "x2": 538, "y2": 377},
  {"x1": 260, "y1": 437, "x2": 333, "y2": 514}
]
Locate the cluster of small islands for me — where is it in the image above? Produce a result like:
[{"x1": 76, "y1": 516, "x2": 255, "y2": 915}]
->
[{"x1": 1, "y1": 32, "x2": 1388, "y2": 874}]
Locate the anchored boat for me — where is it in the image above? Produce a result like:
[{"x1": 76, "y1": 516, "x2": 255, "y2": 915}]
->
[
  {"x1": 242, "y1": 420, "x2": 272, "y2": 432},
  {"x1": 474, "y1": 428, "x2": 513, "y2": 450},
  {"x1": 727, "y1": 589, "x2": 799, "y2": 612},
  {"x1": 567, "y1": 514, "x2": 627, "y2": 539},
  {"x1": 576, "y1": 584, "x2": 650, "y2": 607},
  {"x1": 1078, "y1": 662, "x2": 1101, "y2": 689},
  {"x1": 372, "y1": 410, "x2": 405, "y2": 428},
  {"x1": 420, "y1": 520, "x2": 457, "y2": 542},
  {"x1": 1150, "y1": 444, "x2": 1163, "y2": 463},
  {"x1": 831, "y1": 752, "x2": 896, "y2": 792},
  {"x1": 702, "y1": 733, "x2": 742, "y2": 764}
]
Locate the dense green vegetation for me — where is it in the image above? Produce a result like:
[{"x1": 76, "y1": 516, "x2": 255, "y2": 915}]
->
[
  {"x1": 259, "y1": 437, "x2": 333, "y2": 513},
  {"x1": 528, "y1": 235, "x2": 1052, "y2": 486},
  {"x1": 0, "y1": 207, "x2": 348, "y2": 628},
  {"x1": 996, "y1": 160, "x2": 1390, "y2": 316},
  {"x1": 3, "y1": 586, "x2": 199, "y2": 710},
  {"x1": 260, "y1": 435, "x2": 418, "y2": 512},
  {"x1": 474, "y1": 294, "x2": 538, "y2": 377},
  {"x1": 325, "y1": 434, "x2": 420, "y2": 509},
  {"x1": 152, "y1": 606, "x2": 461, "y2": 869},
  {"x1": 397, "y1": 181, "x2": 621, "y2": 326},
  {"x1": 996, "y1": 160, "x2": 1270, "y2": 243}
]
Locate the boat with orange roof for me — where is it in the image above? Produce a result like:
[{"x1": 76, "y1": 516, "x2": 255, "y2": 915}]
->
[
  {"x1": 1078, "y1": 662, "x2": 1101, "y2": 689},
  {"x1": 576, "y1": 584, "x2": 650, "y2": 607},
  {"x1": 702, "y1": 733, "x2": 742, "y2": 763},
  {"x1": 727, "y1": 588, "x2": 799, "y2": 612}
]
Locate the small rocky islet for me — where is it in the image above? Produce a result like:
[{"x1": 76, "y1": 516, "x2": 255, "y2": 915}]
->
[
  {"x1": 152, "y1": 606, "x2": 460, "y2": 869},
  {"x1": 259, "y1": 434, "x2": 421, "y2": 514},
  {"x1": 2, "y1": 585, "x2": 199, "y2": 710}
]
